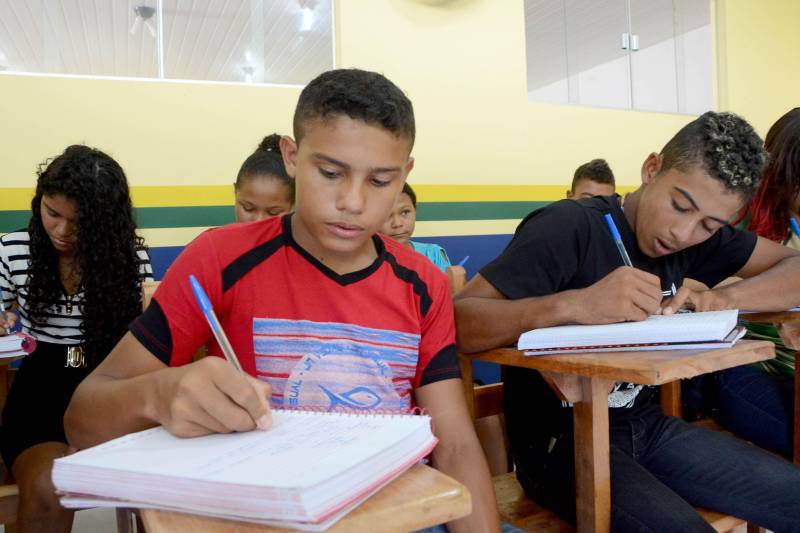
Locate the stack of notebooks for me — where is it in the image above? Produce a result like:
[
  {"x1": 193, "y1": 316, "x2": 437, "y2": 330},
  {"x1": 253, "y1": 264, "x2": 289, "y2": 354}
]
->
[
  {"x1": 518, "y1": 309, "x2": 745, "y2": 355},
  {"x1": 53, "y1": 409, "x2": 437, "y2": 531},
  {"x1": 0, "y1": 332, "x2": 36, "y2": 359}
]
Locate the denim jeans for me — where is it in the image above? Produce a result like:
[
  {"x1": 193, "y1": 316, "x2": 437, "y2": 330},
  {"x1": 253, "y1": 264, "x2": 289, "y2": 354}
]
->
[
  {"x1": 715, "y1": 364, "x2": 795, "y2": 458},
  {"x1": 514, "y1": 400, "x2": 800, "y2": 533}
]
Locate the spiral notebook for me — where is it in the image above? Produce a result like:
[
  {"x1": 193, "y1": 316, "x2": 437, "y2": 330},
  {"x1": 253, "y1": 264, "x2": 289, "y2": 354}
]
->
[
  {"x1": 518, "y1": 309, "x2": 745, "y2": 355},
  {"x1": 0, "y1": 332, "x2": 37, "y2": 358},
  {"x1": 53, "y1": 409, "x2": 437, "y2": 531}
]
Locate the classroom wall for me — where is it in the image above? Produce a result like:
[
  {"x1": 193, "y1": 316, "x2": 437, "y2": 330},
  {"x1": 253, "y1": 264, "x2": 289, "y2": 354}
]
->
[
  {"x1": 1, "y1": 0, "x2": 798, "y2": 266},
  {"x1": 1, "y1": 0, "x2": 795, "y2": 384}
]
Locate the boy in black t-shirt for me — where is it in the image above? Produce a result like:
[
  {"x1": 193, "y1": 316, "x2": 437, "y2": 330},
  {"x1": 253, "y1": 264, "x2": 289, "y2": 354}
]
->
[{"x1": 455, "y1": 111, "x2": 800, "y2": 532}]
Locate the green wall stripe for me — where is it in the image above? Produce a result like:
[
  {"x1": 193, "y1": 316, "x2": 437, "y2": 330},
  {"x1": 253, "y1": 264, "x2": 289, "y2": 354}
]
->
[
  {"x1": 0, "y1": 212, "x2": 28, "y2": 233},
  {"x1": 416, "y1": 202, "x2": 548, "y2": 221},
  {"x1": 0, "y1": 201, "x2": 552, "y2": 233},
  {"x1": 136, "y1": 206, "x2": 235, "y2": 228}
]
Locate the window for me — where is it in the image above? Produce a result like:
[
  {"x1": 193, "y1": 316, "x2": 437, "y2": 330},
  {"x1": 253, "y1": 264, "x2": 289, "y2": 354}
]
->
[
  {"x1": 0, "y1": 0, "x2": 335, "y2": 86},
  {"x1": 524, "y1": 0, "x2": 713, "y2": 115}
]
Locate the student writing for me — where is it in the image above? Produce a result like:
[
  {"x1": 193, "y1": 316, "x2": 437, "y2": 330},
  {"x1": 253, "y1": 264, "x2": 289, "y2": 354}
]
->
[
  {"x1": 234, "y1": 134, "x2": 295, "y2": 223},
  {"x1": 713, "y1": 107, "x2": 800, "y2": 458},
  {"x1": 0, "y1": 145, "x2": 152, "y2": 533},
  {"x1": 454, "y1": 111, "x2": 800, "y2": 532},
  {"x1": 381, "y1": 182, "x2": 452, "y2": 273},
  {"x1": 65, "y1": 69, "x2": 501, "y2": 533}
]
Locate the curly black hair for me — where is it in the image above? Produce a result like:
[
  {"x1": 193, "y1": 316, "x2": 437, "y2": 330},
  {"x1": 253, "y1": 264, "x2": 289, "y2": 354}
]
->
[
  {"x1": 235, "y1": 133, "x2": 295, "y2": 204},
  {"x1": 27, "y1": 145, "x2": 146, "y2": 368},
  {"x1": 660, "y1": 111, "x2": 767, "y2": 200},
  {"x1": 293, "y1": 68, "x2": 415, "y2": 149}
]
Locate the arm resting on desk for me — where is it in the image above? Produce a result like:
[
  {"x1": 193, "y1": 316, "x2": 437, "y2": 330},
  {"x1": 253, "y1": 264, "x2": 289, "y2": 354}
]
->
[
  {"x1": 454, "y1": 269, "x2": 663, "y2": 354},
  {"x1": 664, "y1": 240, "x2": 800, "y2": 314}
]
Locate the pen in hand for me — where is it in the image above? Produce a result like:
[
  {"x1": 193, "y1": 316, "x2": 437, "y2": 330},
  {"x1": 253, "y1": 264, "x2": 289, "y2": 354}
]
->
[
  {"x1": 603, "y1": 214, "x2": 633, "y2": 267},
  {"x1": 189, "y1": 275, "x2": 243, "y2": 373},
  {"x1": 189, "y1": 275, "x2": 270, "y2": 430}
]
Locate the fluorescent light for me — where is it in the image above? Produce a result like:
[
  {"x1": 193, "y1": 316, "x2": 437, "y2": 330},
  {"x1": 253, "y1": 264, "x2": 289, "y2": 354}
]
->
[{"x1": 301, "y1": 7, "x2": 314, "y2": 31}]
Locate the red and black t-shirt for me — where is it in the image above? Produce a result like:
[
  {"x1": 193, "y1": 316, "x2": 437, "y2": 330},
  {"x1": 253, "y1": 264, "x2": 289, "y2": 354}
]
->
[{"x1": 130, "y1": 215, "x2": 459, "y2": 412}]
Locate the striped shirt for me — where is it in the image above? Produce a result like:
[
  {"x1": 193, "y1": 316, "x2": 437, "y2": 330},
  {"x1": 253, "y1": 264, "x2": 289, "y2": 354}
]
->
[{"x1": 0, "y1": 230, "x2": 153, "y2": 345}]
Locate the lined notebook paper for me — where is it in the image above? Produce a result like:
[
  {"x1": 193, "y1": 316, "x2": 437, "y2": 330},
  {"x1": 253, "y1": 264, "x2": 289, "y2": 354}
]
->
[
  {"x1": 518, "y1": 309, "x2": 743, "y2": 355},
  {"x1": 53, "y1": 409, "x2": 437, "y2": 530}
]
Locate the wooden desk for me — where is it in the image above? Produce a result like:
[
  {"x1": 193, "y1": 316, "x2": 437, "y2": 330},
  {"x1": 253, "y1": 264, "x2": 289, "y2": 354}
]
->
[
  {"x1": 140, "y1": 464, "x2": 471, "y2": 533},
  {"x1": 460, "y1": 339, "x2": 775, "y2": 533}
]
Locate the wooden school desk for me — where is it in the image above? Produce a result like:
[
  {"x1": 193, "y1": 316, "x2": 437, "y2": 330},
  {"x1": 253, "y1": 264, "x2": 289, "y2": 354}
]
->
[
  {"x1": 459, "y1": 339, "x2": 775, "y2": 533},
  {"x1": 138, "y1": 463, "x2": 471, "y2": 533}
]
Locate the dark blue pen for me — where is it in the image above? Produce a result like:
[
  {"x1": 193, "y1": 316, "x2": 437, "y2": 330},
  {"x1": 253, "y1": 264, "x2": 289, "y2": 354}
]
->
[{"x1": 603, "y1": 213, "x2": 633, "y2": 267}]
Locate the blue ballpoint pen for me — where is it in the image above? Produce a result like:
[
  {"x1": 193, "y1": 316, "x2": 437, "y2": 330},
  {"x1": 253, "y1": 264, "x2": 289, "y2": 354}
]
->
[
  {"x1": 603, "y1": 213, "x2": 633, "y2": 267},
  {"x1": 790, "y1": 217, "x2": 800, "y2": 239},
  {"x1": 189, "y1": 275, "x2": 244, "y2": 374},
  {"x1": 457, "y1": 255, "x2": 470, "y2": 267}
]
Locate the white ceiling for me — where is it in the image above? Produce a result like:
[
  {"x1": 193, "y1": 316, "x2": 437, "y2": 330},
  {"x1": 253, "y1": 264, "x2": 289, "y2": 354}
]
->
[{"x1": 0, "y1": 0, "x2": 334, "y2": 85}]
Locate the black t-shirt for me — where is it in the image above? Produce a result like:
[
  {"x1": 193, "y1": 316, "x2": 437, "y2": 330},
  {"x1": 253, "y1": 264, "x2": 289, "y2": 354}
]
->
[{"x1": 479, "y1": 196, "x2": 757, "y2": 456}]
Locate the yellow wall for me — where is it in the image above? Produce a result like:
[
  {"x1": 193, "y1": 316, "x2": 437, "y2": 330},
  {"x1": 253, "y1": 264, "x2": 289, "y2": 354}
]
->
[
  {"x1": 716, "y1": 0, "x2": 800, "y2": 136},
  {"x1": 1, "y1": 0, "x2": 798, "y2": 198}
]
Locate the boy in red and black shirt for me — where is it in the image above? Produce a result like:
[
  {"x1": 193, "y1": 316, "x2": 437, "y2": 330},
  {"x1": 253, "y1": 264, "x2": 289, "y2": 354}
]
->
[{"x1": 66, "y1": 69, "x2": 500, "y2": 533}]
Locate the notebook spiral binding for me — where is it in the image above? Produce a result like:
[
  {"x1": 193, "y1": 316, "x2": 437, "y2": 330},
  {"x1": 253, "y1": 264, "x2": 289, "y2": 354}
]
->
[{"x1": 273, "y1": 405, "x2": 430, "y2": 418}]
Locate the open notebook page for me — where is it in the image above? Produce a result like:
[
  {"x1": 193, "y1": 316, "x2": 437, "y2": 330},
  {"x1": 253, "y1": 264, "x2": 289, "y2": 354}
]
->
[{"x1": 55, "y1": 409, "x2": 431, "y2": 489}]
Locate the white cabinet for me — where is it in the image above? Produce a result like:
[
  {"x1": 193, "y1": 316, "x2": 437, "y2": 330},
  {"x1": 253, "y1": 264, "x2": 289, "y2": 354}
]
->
[{"x1": 525, "y1": 0, "x2": 713, "y2": 115}]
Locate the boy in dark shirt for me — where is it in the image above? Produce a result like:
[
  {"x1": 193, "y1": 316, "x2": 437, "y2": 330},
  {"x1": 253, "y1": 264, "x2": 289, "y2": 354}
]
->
[{"x1": 455, "y1": 111, "x2": 800, "y2": 532}]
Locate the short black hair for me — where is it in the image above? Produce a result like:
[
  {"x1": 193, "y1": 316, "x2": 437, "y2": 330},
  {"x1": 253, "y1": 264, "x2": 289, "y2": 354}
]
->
[
  {"x1": 401, "y1": 182, "x2": 417, "y2": 207},
  {"x1": 293, "y1": 68, "x2": 415, "y2": 149},
  {"x1": 660, "y1": 111, "x2": 767, "y2": 199},
  {"x1": 571, "y1": 159, "x2": 615, "y2": 191}
]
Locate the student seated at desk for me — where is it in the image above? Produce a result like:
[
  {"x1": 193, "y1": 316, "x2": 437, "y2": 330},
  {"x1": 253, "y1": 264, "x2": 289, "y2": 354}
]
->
[
  {"x1": 454, "y1": 111, "x2": 800, "y2": 532},
  {"x1": 713, "y1": 107, "x2": 800, "y2": 458},
  {"x1": 566, "y1": 158, "x2": 616, "y2": 199},
  {"x1": 234, "y1": 134, "x2": 294, "y2": 223},
  {"x1": 381, "y1": 182, "x2": 452, "y2": 272},
  {"x1": 65, "y1": 69, "x2": 501, "y2": 533},
  {"x1": 0, "y1": 145, "x2": 152, "y2": 533}
]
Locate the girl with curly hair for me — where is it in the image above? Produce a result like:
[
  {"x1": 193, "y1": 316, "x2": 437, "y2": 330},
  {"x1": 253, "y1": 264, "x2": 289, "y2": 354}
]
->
[
  {"x1": 0, "y1": 145, "x2": 152, "y2": 532},
  {"x1": 234, "y1": 133, "x2": 294, "y2": 223},
  {"x1": 714, "y1": 108, "x2": 800, "y2": 458}
]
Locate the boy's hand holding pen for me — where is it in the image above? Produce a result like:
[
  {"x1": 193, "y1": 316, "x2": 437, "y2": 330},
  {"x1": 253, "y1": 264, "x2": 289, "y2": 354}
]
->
[{"x1": 149, "y1": 276, "x2": 273, "y2": 438}]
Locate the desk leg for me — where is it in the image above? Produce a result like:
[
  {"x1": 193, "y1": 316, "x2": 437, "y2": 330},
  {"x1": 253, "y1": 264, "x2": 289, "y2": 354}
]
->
[{"x1": 573, "y1": 377, "x2": 612, "y2": 533}]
